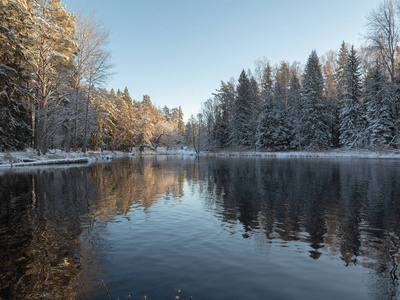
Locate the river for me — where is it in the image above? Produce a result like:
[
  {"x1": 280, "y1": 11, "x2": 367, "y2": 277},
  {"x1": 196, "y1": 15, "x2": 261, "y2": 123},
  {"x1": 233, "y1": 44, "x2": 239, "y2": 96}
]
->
[{"x1": 1, "y1": 156, "x2": 400, "y2": 299}]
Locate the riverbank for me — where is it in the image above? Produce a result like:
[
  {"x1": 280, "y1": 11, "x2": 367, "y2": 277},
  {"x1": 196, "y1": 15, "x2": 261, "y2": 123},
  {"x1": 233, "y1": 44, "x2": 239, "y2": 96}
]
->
[
  {"x1": 1, "y1": 148, "x2": 400, "y2": 169},
  {"x1": 0, "y1": 148, "x2": 130, "y2": 168},
  {"x1": 201, "y1": 149, "x2": 400, "y2": 159}
]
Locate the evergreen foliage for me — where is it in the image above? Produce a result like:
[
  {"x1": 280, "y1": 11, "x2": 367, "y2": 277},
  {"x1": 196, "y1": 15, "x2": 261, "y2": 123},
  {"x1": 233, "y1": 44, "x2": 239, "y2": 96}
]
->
[
  {"x1": 299, "y1": 50, "x2": 332, "y2": 149},
  {"x1": 336, "y1": 42, "x2": 349, "y2": 99},
  {"x1": 363, "y1": 66, "x2": 394, "y2": 148},
  {"x1": 3, "y1": 0, "x2": 400, "y2": 153},
  {"x1": 339, "y1": 46, "x2": 364, "y2": 148},
  {"x1": 255, "y1": 65, "x2": 274, "y2": 149},
  {"x1": 287, "y1": 68, "x2": 302, "y2": 149},
  {"x1": 0, "y1": 0, "x2": 32, "y2": 150},
  {"x1": 230, "y1": 70, "x2": 253, "y2": 148},
  {"x1": 212, "y1": 81, "x2": 236, "y2": 147}
]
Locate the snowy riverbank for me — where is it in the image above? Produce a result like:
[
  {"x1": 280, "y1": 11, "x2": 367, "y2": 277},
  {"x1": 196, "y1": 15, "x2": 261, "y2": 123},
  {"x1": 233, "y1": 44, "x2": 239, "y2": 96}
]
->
[
  {"x1": 1, "y1": 148, "x2": 400, "y2": 169},
  {"x1": 0, "y1": 148, "x2": 129, "y2": 168},
  {"x1": 201, "y1": 149, "x2": 400, "y2": 159},
  {"x1": 0, "y1": 147, "x2": 198, "y2": 168}
]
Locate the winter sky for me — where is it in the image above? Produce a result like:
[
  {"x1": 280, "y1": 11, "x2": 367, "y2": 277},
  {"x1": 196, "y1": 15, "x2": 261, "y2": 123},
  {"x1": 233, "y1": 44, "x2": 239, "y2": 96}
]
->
[{"x1": 63, "y1": 0, "x2": 381, "y2": 121}]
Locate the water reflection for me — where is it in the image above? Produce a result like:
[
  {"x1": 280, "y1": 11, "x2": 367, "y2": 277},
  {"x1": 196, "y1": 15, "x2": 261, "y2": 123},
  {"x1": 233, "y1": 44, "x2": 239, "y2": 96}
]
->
[
  {"x1": 0, "y1": 157, "x2": 188, "y2": 299},
  {"x1": 0, "y1": 157, "x2": 400, "y2": 299},
  {"x1": 88, "y1": 158, "x2": 185, "y2": 221},
  {"x1": 194, "y1": 158, "x2": 400, "y2": 298},
  {"x1": 0, "y1": 168, "x2": 90, "y2": 299}
]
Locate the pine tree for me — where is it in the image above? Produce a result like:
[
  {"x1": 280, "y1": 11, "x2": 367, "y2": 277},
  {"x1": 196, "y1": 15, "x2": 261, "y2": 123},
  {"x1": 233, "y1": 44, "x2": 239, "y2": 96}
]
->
[
  {"x1": 0, "y1": 0, "x2": 33, "y2": 150},
  {"x1": 363, "y1": 66, "x2": 394, "y2": 148},
  {"x1": 27, "y1": 0, "x2": 76, "y2": 154},
  {"x1": 300, "y1": 50, "x2": 332, "y2": 149},
  {"x1": 339, "y1": 46, "x2": 364, "y2": 148},
  {"x1": 135, "y1": 94, "x2": 155, "y2": 152},
  {"x1": 162, "y1": 105, "x2": 171, "y2": 121},
  {"x1": 122, "y1": 87, "x2": 132, "y2": 104}
]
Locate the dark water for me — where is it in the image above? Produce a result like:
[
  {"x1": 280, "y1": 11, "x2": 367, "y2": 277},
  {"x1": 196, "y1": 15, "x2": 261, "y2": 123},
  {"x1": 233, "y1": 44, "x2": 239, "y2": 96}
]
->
[{"x1": 1, "y1": 157, "x2": 400, "y2": 299}]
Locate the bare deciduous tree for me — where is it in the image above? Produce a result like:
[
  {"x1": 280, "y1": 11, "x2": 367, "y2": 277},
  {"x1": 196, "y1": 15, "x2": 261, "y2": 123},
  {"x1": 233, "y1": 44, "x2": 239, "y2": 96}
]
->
[
  {"x1": 73, "y1": 10, "x2": 114, "y2": 152},
  {"x1": 365, "y1": 0, "x2": 399, "y2": 83},
  {"x1": 365, "y1": 0, "x2": 400, "y2": 144}
]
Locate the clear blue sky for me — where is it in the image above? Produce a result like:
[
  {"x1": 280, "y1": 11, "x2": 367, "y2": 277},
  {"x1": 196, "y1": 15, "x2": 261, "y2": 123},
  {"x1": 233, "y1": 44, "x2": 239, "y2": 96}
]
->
[{"x1": 63, "y1": 0, "x2": 381, "y2": 121}]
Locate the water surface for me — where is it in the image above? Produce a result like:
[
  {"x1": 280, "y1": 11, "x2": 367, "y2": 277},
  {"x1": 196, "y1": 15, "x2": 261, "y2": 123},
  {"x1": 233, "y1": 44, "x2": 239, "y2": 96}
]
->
[{"x1": 1, "y1": 156, "x2": 400, "y2": 299}]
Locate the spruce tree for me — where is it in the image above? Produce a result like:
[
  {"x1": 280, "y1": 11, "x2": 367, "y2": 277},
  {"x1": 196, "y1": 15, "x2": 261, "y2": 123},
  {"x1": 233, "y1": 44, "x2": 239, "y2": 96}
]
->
[
  {"x1": 363, "y1": 66, "x2": 394, "y2": 148},
  {"x1": 323, "y1": 60, "x2": 340, "y2": 147},
  {"x1": 249, "y1": 76, "x2": 261, "y2": 147},
  {"x1": 213, "y1": 81, "x2": 236, "y2": 147},
  {"x1": 336, "y1": 41, "x2": 349, "y2": 99},
  {"x1": 287, "y1": 68, "x2": 302, "y2": 149},
  {"x1": 275, "y1": 61, "x2": 290, "y2": 109},
  {"x1": 230, "y1": 70, "x2": 252, "y2": 148},
  {"x1": 256, "y1": 65, "x2": 274, "y2": 149},
  {"x1": 339, "y1": 46, "x2": 363, "y2": 148},
  {"x1": 300, "y1": 50, "x2": 332, "y2": 149},
  {"x1": 255, "y1": 63, "x2": 291, "y2": 150},
  {"x1": 270, "y1": 81, "x2": 290, "y2": 150}
]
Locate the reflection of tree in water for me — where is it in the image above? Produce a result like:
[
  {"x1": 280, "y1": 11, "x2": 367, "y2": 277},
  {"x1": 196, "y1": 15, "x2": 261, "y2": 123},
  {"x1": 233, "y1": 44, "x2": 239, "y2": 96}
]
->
[
  {"x1": 0, "y1": 157, "x2": 188, "y2": 299},
  {"x1": 0, "y1": 168, "x2": 93, "y2": 299},
  {"x1": 2, "y1": 157, "x2": 400, "y2": 299},
  {"x1": 189, "y1": 157, "x2": 400, "y2": 298},
  {"x1": 89, "y1": 156, "x2": 186, "y2": 220},
  {"x1": 76, "y1": 156, "x2": 188, "y2": 297}
]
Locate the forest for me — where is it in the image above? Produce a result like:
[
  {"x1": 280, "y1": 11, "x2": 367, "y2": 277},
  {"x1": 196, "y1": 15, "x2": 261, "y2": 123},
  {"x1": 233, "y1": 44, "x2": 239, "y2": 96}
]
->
[
  {"x1": 1, "y1": 0, "x2": 400, "y2": 154},
  {"x1": 0, "y1": 0, "x2": 184, "y2": 154},
  {"x1": 189, "y1": 0, "x2": 400, "y2": 152}
]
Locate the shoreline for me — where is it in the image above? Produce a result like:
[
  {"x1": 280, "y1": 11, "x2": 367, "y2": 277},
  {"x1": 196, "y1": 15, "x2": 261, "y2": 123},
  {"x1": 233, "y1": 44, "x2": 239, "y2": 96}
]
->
[
  {"x1": 200, "y1": 149, "x2": 400, "y2": 159},
  {"x1": 1, "y1": 148, "x2": 400, "y2": 169},
  {"x1": 0, "y1": 149, "x2": 123, "y2": 169}
]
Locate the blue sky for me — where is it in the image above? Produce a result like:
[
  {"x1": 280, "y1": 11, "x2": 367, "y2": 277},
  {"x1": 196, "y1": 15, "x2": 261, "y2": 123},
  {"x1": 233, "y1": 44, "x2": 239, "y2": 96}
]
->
[{"x1": 63, "y1": 0, "x2": 381, "y2": 120}]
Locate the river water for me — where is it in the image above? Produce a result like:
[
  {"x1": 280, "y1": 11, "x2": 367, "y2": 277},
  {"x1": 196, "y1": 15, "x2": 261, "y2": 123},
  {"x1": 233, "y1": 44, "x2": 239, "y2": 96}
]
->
[{"x1": 1, "y1": 156, "x2": 400, "y2": 299}]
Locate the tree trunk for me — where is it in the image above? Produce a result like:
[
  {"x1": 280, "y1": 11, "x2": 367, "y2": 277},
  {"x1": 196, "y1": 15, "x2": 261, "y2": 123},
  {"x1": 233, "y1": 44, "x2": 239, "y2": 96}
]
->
[{"x1": 82, "y1": 84, "x2": 91, "y2": 153}]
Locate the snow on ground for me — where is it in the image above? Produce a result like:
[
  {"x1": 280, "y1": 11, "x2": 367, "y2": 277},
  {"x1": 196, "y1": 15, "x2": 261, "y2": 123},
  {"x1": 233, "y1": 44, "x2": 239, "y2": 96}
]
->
[
  {"x1": 0, "y1": 147, "x2": 196, "y2": 168},
  {"x1": 1, "y1": 147, "x2": 400, "y2": 169},
  {"x1": 0, "y1": 148, "x2": 127, "y2": 168},
  {"x1": 201, "y1": 149, "x2": 400, "y2": 159},
  {"x1": 137, "y1": 147, "x2": 196, "y2": 155}
]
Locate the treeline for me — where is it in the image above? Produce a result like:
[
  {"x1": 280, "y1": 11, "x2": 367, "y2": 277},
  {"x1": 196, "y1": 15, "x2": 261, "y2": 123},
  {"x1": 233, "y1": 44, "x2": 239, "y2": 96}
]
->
[
  {"x1": 192, "y1": 0, "x2": 400, "y2": 151},
  {"x1": 91, "y1": 89, "x2": 185, "y2": 152},
  {"x1": 0, "y1": 0, "x2": 185, "y2": 154}
]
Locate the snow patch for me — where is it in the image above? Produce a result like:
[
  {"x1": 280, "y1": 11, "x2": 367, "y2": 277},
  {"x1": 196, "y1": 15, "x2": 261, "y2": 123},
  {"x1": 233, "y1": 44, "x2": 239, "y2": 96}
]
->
[
  {"x1": 0, "y1": 148, "x2": 129, "y2": 168},
  {"x1": 201, "y1": 149, "x2": 400, "y2": 159}
]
